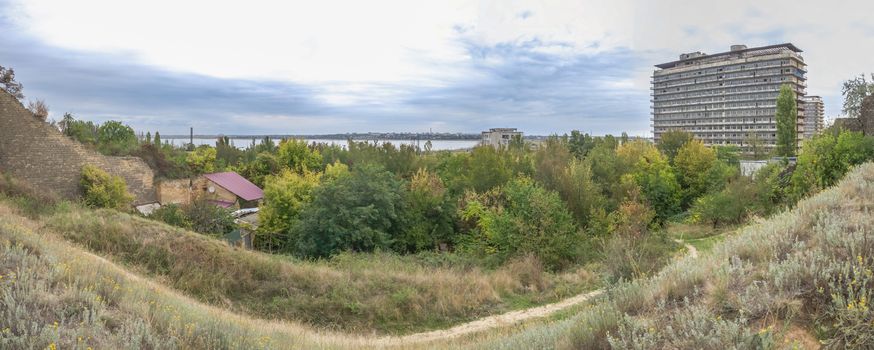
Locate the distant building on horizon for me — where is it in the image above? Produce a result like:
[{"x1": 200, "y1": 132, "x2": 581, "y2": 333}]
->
[
  {"x1": 801, "y1": 95, "x2": 825, "y2": 140},
  {"x1": 481, "y1": 128, "x2": 522, "y2": 148},
  {"x1": 652, "y1": 43, "x2": 807, "y2": 150}
]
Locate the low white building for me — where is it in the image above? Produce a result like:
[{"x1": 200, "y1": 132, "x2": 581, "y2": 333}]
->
[{"x1": 481, "y1": 128, "x2": 522, "y2": 148}]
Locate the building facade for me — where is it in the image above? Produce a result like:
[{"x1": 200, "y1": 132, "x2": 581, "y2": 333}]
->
[
  {"x1": 652, "y1": 43, "x2": 807, "y2": 149},
  {"x1": 801, "y1": 95, "x2": 825, "y2": 139},
  {"x1": 480, "y1": 128, "x2": 522, "y2": 148}
]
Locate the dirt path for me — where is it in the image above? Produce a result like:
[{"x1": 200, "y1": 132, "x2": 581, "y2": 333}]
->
[
  {"x1": 374, "y1": 240, "x2": 701, "y2": 345},
  {"x1": 12, "y1": 200, "x2": 700, "y2": 348},
  {"x1": 373, "y1": 289, "x2": 604, "y2": 345},
  {"x1": 674, "y1": 238, "x2": 699, "y2": 259},
  {"x1": 76, "y1": 237, "x2": 700, "y2": 347}
]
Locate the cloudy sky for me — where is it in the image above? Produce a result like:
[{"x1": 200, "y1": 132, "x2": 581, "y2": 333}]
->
[{"x1": 1, "y1": 0, "x2": 872, "y2": 135}]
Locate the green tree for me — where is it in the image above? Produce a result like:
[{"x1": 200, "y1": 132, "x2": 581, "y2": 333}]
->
[
  {"x1": 145, "y1": 131, "x2": 152, "y2": 145},
  {"x1": 657, "y1": 129, "x2": 693, "y2": 163},
  {"x1": 395, "y1": 169, "x2": 456, "y2": 253},
  {"x1": 674, "y1": 139, "x2": 717, "y2": 205},
  {"x1": 153, "y1": 131, "x2": 162, "y2": 146},
  {"x1": 553, "y1": 160, "x2": 605, "y2": 227},
  {"x1": 841, "y1": 73, "x2": 874, "y2": 118},
  {"x1": 61, "y1": 114, "x2": 99, "y2": 145},
  {"x1": 533, "y1": 136, "x2": 573, "y2": 190},
  {"x1": 460, "y1": 177, "x2": 582, "y2": 270},
  {"x1": 744, "y1": 133, "x2": 767, "y2": 160},
  {"x1": 468, "y1": 146, "x2": 510, "y2": 192},
  {"x1": 789, "y1": 130, "x2": 874, "y2": 200},
  {"x1": 568, "y1": 130, "x2": 595, "y2": 159},
  {"x1": 277, "y1": 139, "x2": 323, "y2": 174},
  {"x1": 80, "y1": 164, "x2": 133, "y2": 210},
  {"x1": 186, "y1": 146, "x2": 217, "y2": 175},
  {"x1": 237, "y1": 152, "x2": 279, "y2": 187},
  {"x1": 617, "y1": 141, "x2": 681, "y2": 222},
  {"x1": 97, "y1": 121, "x2": 138, "y2": 155},
  {"x1": 257, "y1": 170, "x2": 321, "y2": 252},
  {"x1": 775, "y1": 84, "x2": 798, "y2": 157},
  {"x1": 294, "y1": 164, "x2": 405, "y2": 258}
]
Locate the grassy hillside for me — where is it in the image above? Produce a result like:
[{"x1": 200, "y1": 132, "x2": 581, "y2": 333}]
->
[
  {"x1": 470, "y1": 163, "x2": 874, "y2": 349},
  {"x1": 20, "y1": 203, "x2": 597, "y2": 335},
  {"x1": 5, "y1": 163, "x2": 872, "y2": 348}
]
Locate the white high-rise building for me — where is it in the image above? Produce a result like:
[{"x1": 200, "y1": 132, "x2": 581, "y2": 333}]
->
[{"x1": 652, "y1": 43, "x2": 807, "y2": 149}]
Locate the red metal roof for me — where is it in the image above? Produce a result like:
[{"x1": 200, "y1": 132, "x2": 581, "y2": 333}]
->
[{"x1": 203, "y1": 172, "x2": 264, "y2": 201}]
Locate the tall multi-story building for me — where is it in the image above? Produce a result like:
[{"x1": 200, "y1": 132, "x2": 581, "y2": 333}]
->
[
  {"x1": 652, "y1": 43, "x2": 807, "y2": 149},
  {"x1": 801, "y1": 95, "x2": 825, "y2": 139}
]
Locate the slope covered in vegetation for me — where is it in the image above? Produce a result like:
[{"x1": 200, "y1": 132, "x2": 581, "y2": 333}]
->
[
  {"x1": 11, "y1": 201, "x2": 600, "y2": 335},
  {"x1": 472, "y1": 162, "x2": 874, "y2": 349},
  {"x1": 4, "y1": 162, "x2": 873, "y2": 349}
]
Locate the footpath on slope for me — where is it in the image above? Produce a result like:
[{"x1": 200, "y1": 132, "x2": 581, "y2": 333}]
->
[
  {"x1": 373, "y1": 238, "x2": 700, "y2": 345},
  {"x1": 17, "y1": 203, "x2": 700, "y2": 347}
]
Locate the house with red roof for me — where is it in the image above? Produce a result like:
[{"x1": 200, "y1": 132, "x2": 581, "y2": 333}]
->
[
  {"x1": 156, "y1": 171, "x2": 263, "y2": 209},
  {"x1": 198, "y1": 172, "x2": 264, "y2": 209}
]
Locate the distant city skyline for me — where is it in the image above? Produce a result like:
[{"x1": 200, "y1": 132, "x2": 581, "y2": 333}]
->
[{"x1": 1, "y1": 0, "x2": 871, "y2": 135}]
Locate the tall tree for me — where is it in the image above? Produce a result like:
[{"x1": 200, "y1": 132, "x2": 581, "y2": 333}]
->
[
  {"x1": 0, "y1": 65, "x2": 24, "y2": 100},
  {"x1": 153, "y1": 131, "x2": 162, "y2": 146},
  {"x1": 841, "y1": 73, "x2": 874, "y2": 118},
  {"x1": 657, "y1": 129, "x2": 693, "y2": 163},
  {"x1": 775, "y1": 84, "x2": 798, "y2": 157}
]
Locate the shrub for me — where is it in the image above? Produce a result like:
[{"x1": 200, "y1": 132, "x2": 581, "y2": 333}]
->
[
  {"x1": 293, "y1": 164, "x2": 405, "y2": 258},
  {"x1": 147, "y1": 203, "x2": 191, "y2": 229},
  {"x1": 185, "y1": 145, "x2": 217, "y2": 175},
  {"x1": 96, "y1": 120, "x2": 138, "y2": 155},
  {"x1": 0, "y1": 172, "x2": 61, "y2": 217},
  {"x1": 256, "y1": 170, "x2": 320, "y2": 252},
  {"x1": 184, "y1": 196, "x2": 236, "y2": 236},
  {"x1": 688, "y1": 178, "x2": 757, "y2": 227},
  {"x1": 276, "y1": 138, "x2": 322, "y2": 173},
  {"x1": 459, "y1": 177, "x2": 583, "y2": 271},
  {"x1": 80, "y1": 164, "x2": 133, "y2": 210}
]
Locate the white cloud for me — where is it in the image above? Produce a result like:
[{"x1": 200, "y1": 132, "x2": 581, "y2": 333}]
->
[{"x1": 7, "y1": 0, "x2": 874, "y2": 121}]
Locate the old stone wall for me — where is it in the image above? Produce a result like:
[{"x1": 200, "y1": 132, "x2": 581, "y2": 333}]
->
[{"x1": 0, "y1": 91, "x2": 156, "y2": 204}]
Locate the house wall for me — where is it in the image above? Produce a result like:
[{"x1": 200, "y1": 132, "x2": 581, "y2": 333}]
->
[
  {"x1": 157, "y1": 179, "x2": 191, "y2": 205},
  {"x1": 0, "y1": 91, "x2": 156, "y2": 205},
  {"x1": 193, "y1": 178, "x2": 239, "y2": 208}
]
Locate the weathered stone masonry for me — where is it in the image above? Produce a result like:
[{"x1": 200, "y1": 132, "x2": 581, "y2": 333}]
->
[{"x1": 0, "y1": 91, "x2": 156, "y2": 204}]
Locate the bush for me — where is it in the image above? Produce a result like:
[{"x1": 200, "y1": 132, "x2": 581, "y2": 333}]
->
[
  {"x1": 459, "y1": 177, "x2": 583, "y2": 271},
  {"x1": 80, "y1": 164, "x2": 133, "y2": 210},
  {"x1": 256, "y1": 170, "x2": 320, "y2": 252},
  {"x1": 147, "y1": 204, "x2": 191, "y2": 229},
  {"x1": 184, "y1": 197, "x2": 236, "y2": 236},
  {"x1": 293, "y1": 164, "x2": 405, "y2": 258},
  {"x1": 688, "y1": 178, "x2": 757, "y2": 228},
  {"x1": 0, "y1": 172, "x2": 62, "y2": 217}
]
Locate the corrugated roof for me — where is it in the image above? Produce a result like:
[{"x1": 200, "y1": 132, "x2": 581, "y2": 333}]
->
[{"x1": 203, "y1": 172, "x2": 264, "y2": 201}]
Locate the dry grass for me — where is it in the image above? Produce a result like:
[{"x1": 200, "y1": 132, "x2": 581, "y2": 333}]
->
[
  {"x1": 40, "y1": 206, "x2": 598, "y2": 335},
  {"x1": 463, "y1": 163, "x2": 874, "y2": 349}
]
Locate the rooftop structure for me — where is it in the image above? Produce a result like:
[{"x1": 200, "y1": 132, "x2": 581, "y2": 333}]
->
[
  {"x1": 481, "y1": 128, "x2": 522, "y2": 148},
  {"x1": 652, "y1": 43, "x2": 807, "y2": 150}
]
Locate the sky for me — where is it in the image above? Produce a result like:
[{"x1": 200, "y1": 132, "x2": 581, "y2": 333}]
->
[{"x1": 0, "y1": 0, "x2": 872, "y2": 136}]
